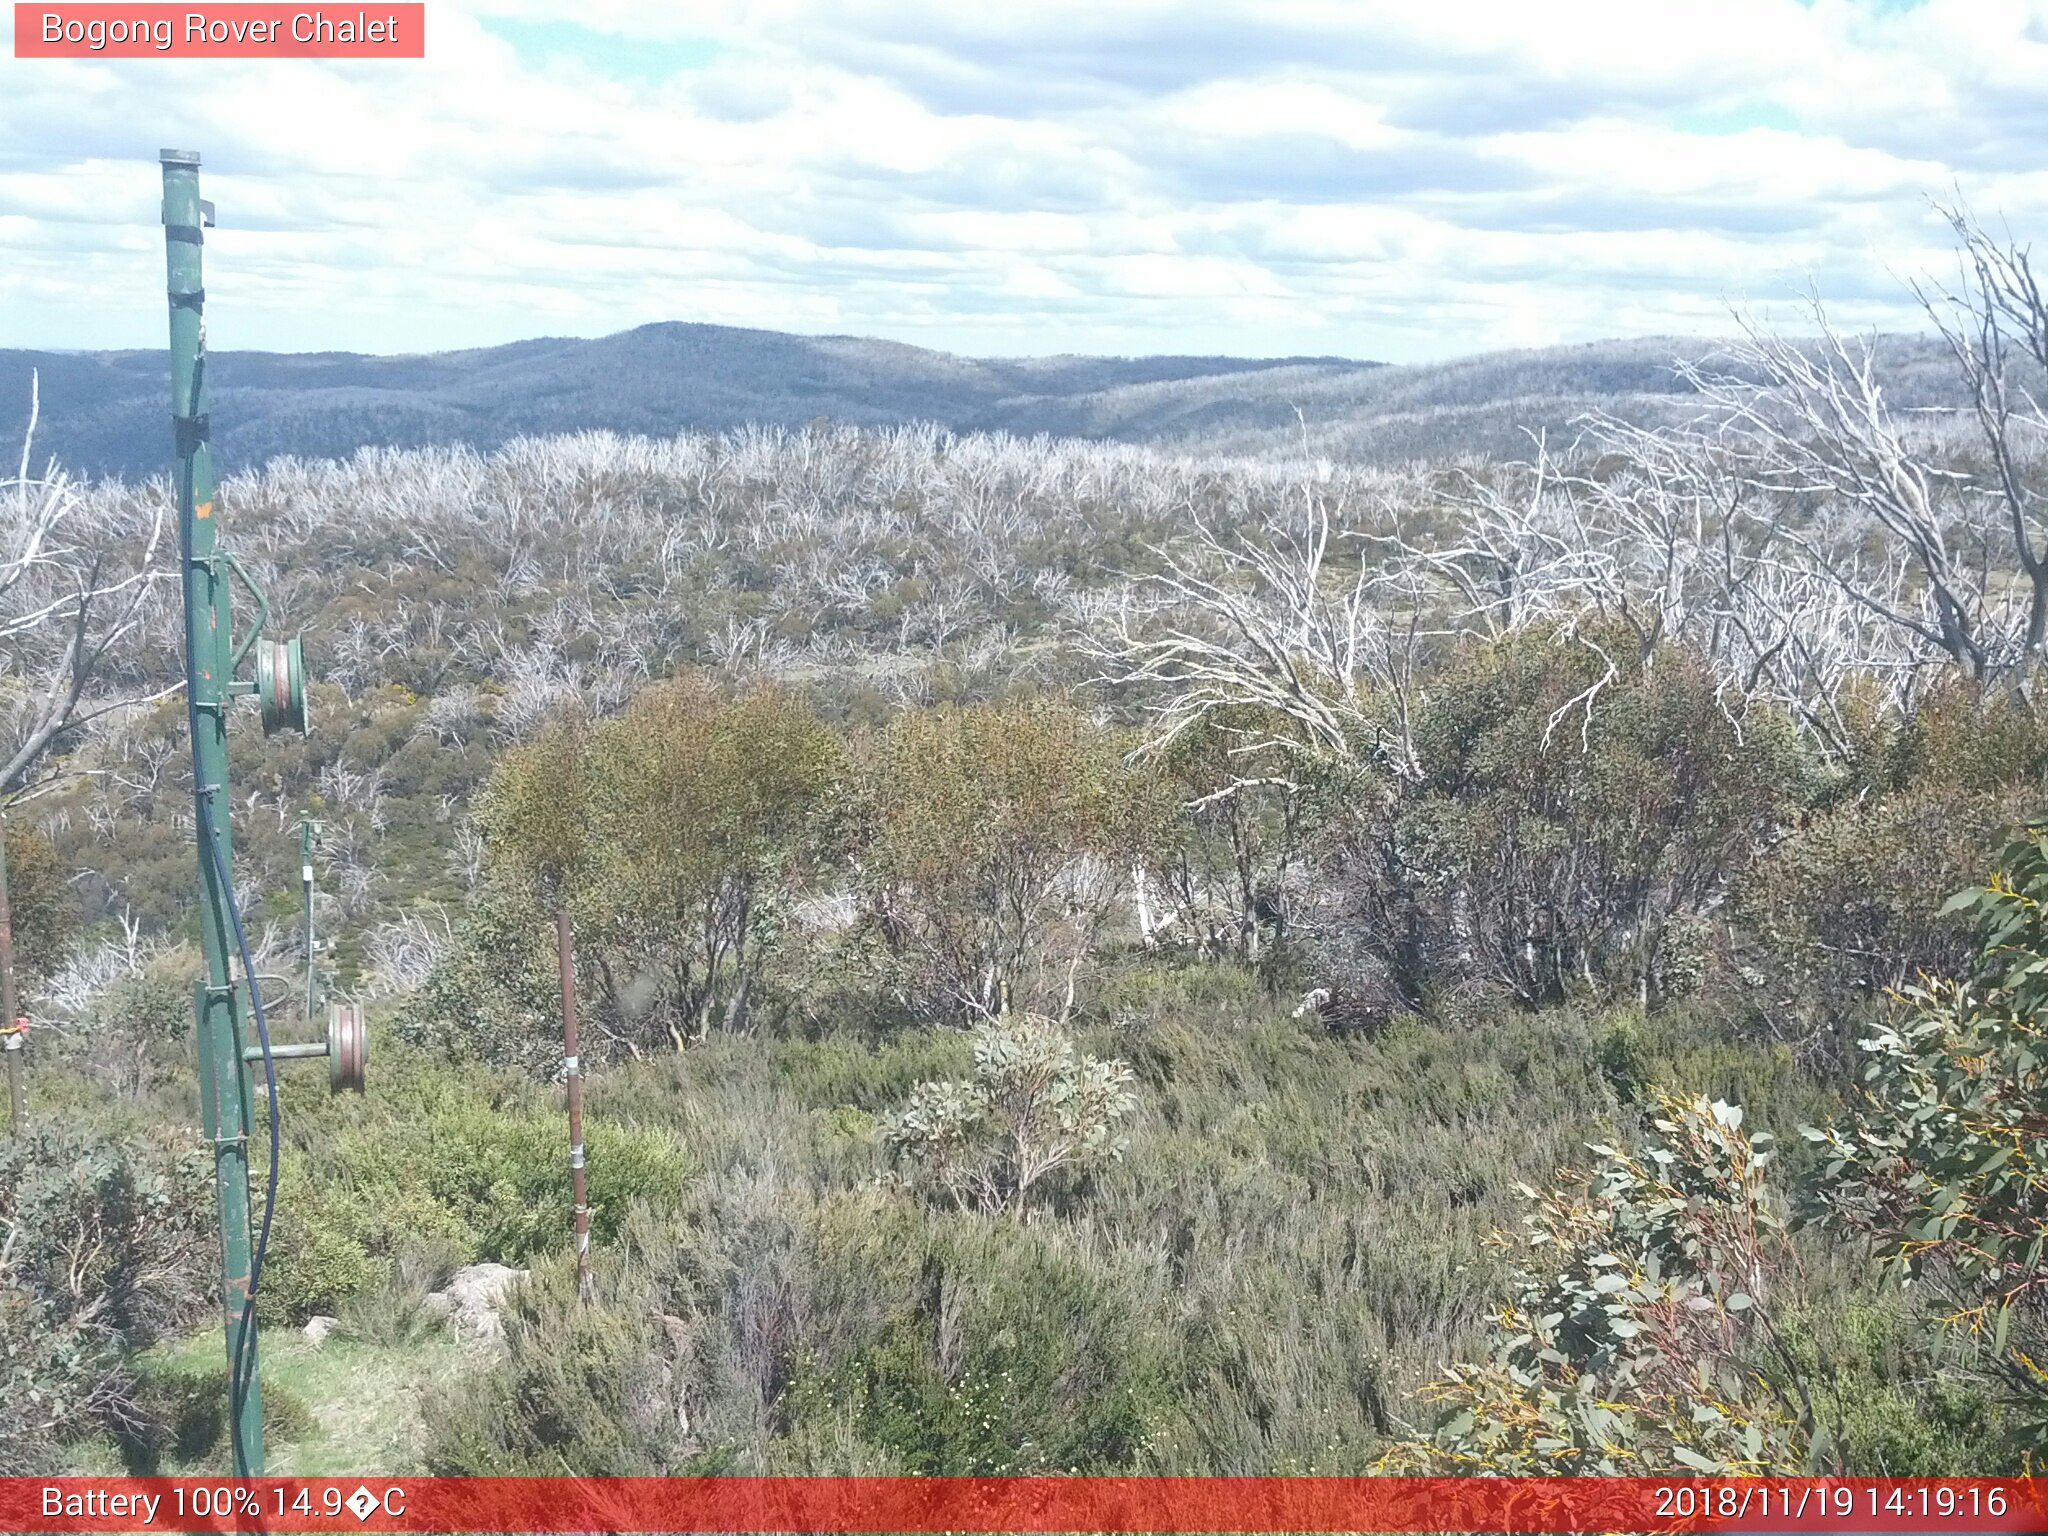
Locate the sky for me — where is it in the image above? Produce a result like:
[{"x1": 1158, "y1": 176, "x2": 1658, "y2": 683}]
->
[{"x1": 2, "y1": 0, "x2": 2046, "y2": 363}]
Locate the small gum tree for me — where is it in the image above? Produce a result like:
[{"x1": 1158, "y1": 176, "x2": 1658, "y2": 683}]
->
[
  {"x1": 856, "y1": 698, "x2": 1144, "y2": 1022},
  {"x1": 472, "y1": 710, "x2": 598, "y2": 1298},
  {"x1": 583, "y1": 677, "x2": 844, "y2": 1047},
  {"x1": 881, "y1": 1012, "x2": 1137, "y2": 1219}
]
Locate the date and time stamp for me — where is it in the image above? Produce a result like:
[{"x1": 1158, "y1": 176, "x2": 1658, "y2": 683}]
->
[
  {"x1": 12, "y1": 1477, "x2": 2042, "y2": 1532},
  {"x1": 1651, "y1": 1481, "x2": 2019, "y2": 1523}
]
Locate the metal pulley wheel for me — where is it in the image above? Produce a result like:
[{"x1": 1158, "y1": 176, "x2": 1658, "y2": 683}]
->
[
  {"x1": 326, "y1": 1002, "x2": 367, "y2": 1094},
  {"x1": 256, "y1": 634, "x2": 309, "y2": 736}
]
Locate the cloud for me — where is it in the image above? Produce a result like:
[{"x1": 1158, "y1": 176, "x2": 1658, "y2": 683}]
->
[{"x1": 2, "y1": 0, "x2": 2046, "y2": 363}]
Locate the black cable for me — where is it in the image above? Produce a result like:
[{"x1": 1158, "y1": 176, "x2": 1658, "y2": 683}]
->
[
  {"x1": 209, "y1": 818, "x2": 280, "y2": 1476},
  {"x1": 176, "y1": 402, "x2": 281, "y2": 1478}
]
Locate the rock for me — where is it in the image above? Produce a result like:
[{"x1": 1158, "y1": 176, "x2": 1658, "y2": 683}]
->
[
  {"x1": 302, "y1": 1315, "x2": 342, "y2": 1348},
  {"x1": 427, "y1": 1262, "x2": 528, "y2": 1340}
]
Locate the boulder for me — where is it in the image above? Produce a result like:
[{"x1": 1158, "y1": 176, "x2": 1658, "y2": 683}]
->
[
  {"x1": 426, "y1": 1262, "x2": 528, "y2": 1340},
  {"x1": 302, "y1": 1314, "x2": 342, "y2": 1348}
]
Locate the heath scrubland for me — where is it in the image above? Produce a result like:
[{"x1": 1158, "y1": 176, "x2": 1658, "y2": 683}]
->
[{"x1": 8, "y1": 209, "x2": 2048, "y2": 1477}]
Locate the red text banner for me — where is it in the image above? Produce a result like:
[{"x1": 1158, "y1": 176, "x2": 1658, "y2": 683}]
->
[
  {"x1": 14, "y1": 5, "x2": 425, "y2": 58},
  {"x1": 3, "y1": 1476, "x2": 2044, "y2": 1534}
]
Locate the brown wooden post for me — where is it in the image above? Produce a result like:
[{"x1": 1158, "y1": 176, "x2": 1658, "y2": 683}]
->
[{"x1": 556, "y1": 907, "x2": 593, "y2": 1304}]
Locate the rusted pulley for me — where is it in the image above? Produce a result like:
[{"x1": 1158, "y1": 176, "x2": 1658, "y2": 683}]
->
[
  {"x1": 326, "y1": 1002, "x2": 367, "y2": 1094},
  {"x1": 256, "y1": 635, "x2": 309, "y2": 736}
]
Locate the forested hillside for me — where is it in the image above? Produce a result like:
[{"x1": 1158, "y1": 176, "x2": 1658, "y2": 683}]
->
[
  {"x1": 5, "y1": 323, "x2": 1969, "y2": 483},
  {"x1": 7, "y1": 215, "x2": 2048, "y2": 1478}
]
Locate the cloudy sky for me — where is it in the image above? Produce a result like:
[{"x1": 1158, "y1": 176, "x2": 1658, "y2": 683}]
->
[{"x1": 2, "y1": 0, "x2": 2045, "y2": 362}]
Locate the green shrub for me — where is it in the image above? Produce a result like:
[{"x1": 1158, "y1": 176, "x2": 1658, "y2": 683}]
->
[
  {"x1": 1739, "y1": 688, "x2": 2048, "y2": 1039},
  {"x1": 782, "y1": 1202, "x2": 1174, "y2": 1473},
  {"x1": 1594, "y1": 1010, "x2": 1652, "y2": 1103},
  {"x1": 2, "y1": 817, "x2": 75, "y2": 985},
  {"x1": 1383, "y1": 1093, "x2": 1825, "y2": 1474},
  {"x1": 1138, "y1": 708, "x2": 1335, "y2": 968},
  {"x1": 1775, "y1": 1280, "x2": 2011, "y2": 1473},
  {"x1": 1330, "y1": 629, "x2": 1799, "y2": 1007},
  {"x1": 453, "y1": 679, "x2": 844, "y2": 1062},
  {"x1": 1802, "y1": 821, "x2": 2048, "y2": 1455},
  {"x1": 853, "y1": 698, "x2": 1148, "y2": 1020},
  {"x1": 394, "y1": 877, "x2": 563, "y2": 1074},
  {"x1": 0, "y1": 1126, "x2": 212, "y2": 1473},
  {"x1": 421, "y1": 1250, "x2": 709, "y2": 1475},
  {"x1": 258, "y1": 1041, "x2": 690, "y2": 1322},
  {"x1": 125, "y1": 1368, "x2": 319, "y2": 1470},
  {"x1": 578, "y1": 678, "x2": 846, "y2": 1047},
  {"x1": 882, "y1": 1013, "x2": 1137, "y2": 1217}
]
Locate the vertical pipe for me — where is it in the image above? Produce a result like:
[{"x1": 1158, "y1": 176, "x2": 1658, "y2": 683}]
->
[
  {"x1": 163, "y1": 148, "x2": 263, "y2": 1476},
  {"x1": 556, "y1": 907, "x2": 593, "y2": 1305},
  {"x1": 302, "y1": 817, "x2": 316, "y2": 1020},
  {"x1": 3, "y1": 1038, "x2": 19, "y2": 1142},
  {"x1": 0, "y1": 815, "x2": 20, "y2": 1138}
]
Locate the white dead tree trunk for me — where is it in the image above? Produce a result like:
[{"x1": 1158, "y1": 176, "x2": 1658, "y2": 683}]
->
[
  {"x1": 1916, "y1": 203, "x2": 2048, "y2": 668},
  {"x1": 2, "y1": 375, "x2": 175, "y2": 799},
  {"x1": 1084, "y1": 480, "x2": 1433, "y2": 787},
  {"x1": 1680, "y1": 298, "x2": 2003, "y2": 687}
]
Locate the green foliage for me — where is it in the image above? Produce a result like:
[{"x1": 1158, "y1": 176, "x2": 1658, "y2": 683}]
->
[
  {"x1": 856, "y1": 698, "x2": 1143, "y2": 1019},
  {"x1": 1335, "y1": 631, "x2": 1797, "y2": 1006},
  {"x1": 1595, "y1": 1010, "x2": 1653, "y2": 1103},
  {"x1": 477, "y1": 712, "x2": 594, "y2": 905},
  {"x1": 780, "y1": 1201, "x2": 1174, "y2": 1473},
  {"x1": 34, "y1": 955, "x2": 197, "y2": 1105},
  {"x1": 419, "y1": 982, "x2": 1646, "y2": 1478},
  {"x1": 582, "y1": 678, "x2": 845, "y2": 1046},
  {"x1": 439, "y1": 677, "x2": 843, "y2": 1063},
  {"x1": 429, "y1": 1192, "x2": 1178, "y2": 1477},
  {"x1": 258, "y1": 1039, "x2": 690, "y2": 1323},
  {"x1": 0, "y1": 1126, "x2": 212, "y2": 1473},
  {"x1": 1803, "y1": 821, "x2": 2048, "y2": 1452},
  {"x1": 125, "y1": 1366, "x2": 319, "y2": 1471},
  {"x1": 421, "y1": 1252, "x2": 698, "y2": 1475},
  {"x1": 1739, "y1": 687, "x2": 2048, "y2": 1033},
  {"x1": 1773, "y1": 1274, "x2": 2013, "y2": 1473},
  {"x1": 2, "y1": 816, "x2": 74, "y2": 986},
  {"x1": 1139, "y1": 709, "x2": 1332, "y2": 967},
  {"x1": 394, "y1": 878, "x2": 563, "y2": 1074},
  {"x1": 882, "y1": 1013, "x2": 1137, "y2": 1217},
  {"x1": 1385, "y1": 1093, "x2": 1824, "y2": 1474}
]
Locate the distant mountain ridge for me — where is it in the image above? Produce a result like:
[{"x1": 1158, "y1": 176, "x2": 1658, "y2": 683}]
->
[{"x1": 0, "y1": 320, "x2": 1961, "y2": 480}]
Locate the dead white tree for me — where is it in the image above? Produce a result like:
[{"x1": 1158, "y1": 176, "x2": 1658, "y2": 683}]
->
[
  {"x1": 1681, "y1": 298, "x2": 2003, "y2": 687},
  {"x1": 1085, "y1": 483, "x2": 1434, "y2": 787},
  {"x1": 1916, "y1": 203, "x2": 2048, "y2": 665},
  {"x1": 1552, "y1": 411, "x2": 1930, "y2": 757},
  {"x1": 1395, "y1": 432, "x2": 1612, "y2": 638},
  {"x1": 1, "y1": 375, "x2": 174, "y2": 798}
]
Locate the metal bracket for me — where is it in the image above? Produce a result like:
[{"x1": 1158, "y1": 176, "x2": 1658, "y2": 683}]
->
[{"x1": 220, "y1": 547, "x2": 271, "y2": 678}]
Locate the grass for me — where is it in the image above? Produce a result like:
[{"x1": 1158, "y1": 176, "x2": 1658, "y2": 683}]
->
[{"x1": 68, "y1": 1325, "x2": 476, "y2": 1477}]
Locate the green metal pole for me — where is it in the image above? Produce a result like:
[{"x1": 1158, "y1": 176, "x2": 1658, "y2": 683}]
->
[{"x1": 162, "y1": 148, "x2": 264, "y2": 1476}]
